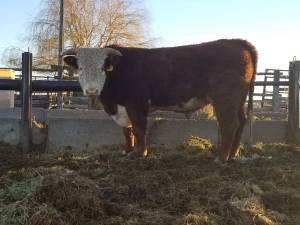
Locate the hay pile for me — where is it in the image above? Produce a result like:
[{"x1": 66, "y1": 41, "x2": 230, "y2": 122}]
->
[{"x1": 1, "y1": 141, "x2": 300, "y2": 225}]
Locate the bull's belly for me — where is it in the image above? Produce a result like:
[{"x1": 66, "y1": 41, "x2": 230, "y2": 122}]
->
[
  {"x1": 149, "y1": 97, "x2": 212, "y2": 113},
  {"x1": 109, "y1": 97, "x2": 212, "y2": 128}
]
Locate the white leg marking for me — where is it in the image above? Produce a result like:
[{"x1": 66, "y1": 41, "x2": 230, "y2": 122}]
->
[{"x1": 110, "y1": 105, "x2": 132, "y2": 128}]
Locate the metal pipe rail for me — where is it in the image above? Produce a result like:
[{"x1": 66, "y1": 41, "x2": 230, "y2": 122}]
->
[
  {"x1": 0, "y1": 79, "x2": 82, "y2": 91},
  {"x1": 0, "y1": 79, "x2": 290, "y2": 92},
  {"x1": 0, "y1": 67, "x2": 58, "y2": 72}
]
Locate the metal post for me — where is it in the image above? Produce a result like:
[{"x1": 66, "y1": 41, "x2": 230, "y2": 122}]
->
[
  {"x1": 21, "y1": 52, "x2": 32, "y2": 152},
  {"x1": 58, "y1": 0, "x2": 64, "y2": 79},
  {"x1": 57, "y1": 0, "x2": 64, "y2": 108}
]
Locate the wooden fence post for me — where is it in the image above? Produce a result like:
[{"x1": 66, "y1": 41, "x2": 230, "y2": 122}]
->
[
  {"x1": 272, "y1": 70, "x2": 280, "y2": 112},
  {"x1": 288, "y1": 61, "x2": 300, "y2": 143}
]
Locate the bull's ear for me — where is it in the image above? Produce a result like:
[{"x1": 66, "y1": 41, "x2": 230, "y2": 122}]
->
[
  {"x1": 62, "y1": 48, "x2": 78, "y2": 69},
  {"x1": 103, "y1": 48, "x2": 122, "y2": 72},
  {"x1": 63, "y1": 55, "x2": 78, "y2": 70},
  {"x1": 104, "y1": 55, "x2": 121, "y2": 72}
]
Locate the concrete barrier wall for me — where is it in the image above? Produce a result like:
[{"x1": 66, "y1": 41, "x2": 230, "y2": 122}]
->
[
  {"x1": 0, "y1": 108, "x2": 288, "y2": 151},
  {"x1": 0, "y1": 108, "x2": 46, "y2": 146},
  {"x1": 46, "y1": 110, "x2": 124, "y2": 151},
  {"x1": 148, "y1": 118, "x2": 219, "y2": 145}
]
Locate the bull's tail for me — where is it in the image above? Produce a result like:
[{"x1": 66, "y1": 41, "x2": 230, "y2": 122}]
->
[
  {"x1": 247, "y1": 65, "x2": 256, "y2": 144},
  {"x1": 237, "y1": 39, "x2": 258, "y2": 119},
  {"x1": 247, "y1": 75, "x2": 255, "y2": 118},
  {"x1": 242, "y1": 40, "x2": 258, "y2": 144}
]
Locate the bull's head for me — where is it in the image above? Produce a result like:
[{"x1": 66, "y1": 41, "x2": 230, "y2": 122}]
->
[{"x1": 62, "y1": 48, "x2": 122, "y2": 96}]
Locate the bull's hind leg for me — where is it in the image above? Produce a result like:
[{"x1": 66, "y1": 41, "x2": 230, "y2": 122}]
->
[
  {"x1": 214, "y1": 103, "x2": 240, "y2": 162},
  {"x1": 229, "y1": 105, "x2": 247, "y2": 159}
]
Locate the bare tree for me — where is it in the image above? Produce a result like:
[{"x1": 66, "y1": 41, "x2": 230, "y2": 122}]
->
[
  {"x1": 26, "y1": 0, "x2": 151, "y2": 68},
  {"x1": 1, "y1": 47, "x2": 23, "y2": 67}
]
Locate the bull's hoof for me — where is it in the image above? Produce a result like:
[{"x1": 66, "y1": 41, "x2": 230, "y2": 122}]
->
[
  {"x1": 228, "y1": 155, "x2": 241, "y2": 162},
  {"x1": 127, "y1": 151, "x2": 138, "y2": 158},
  {"x1": 229, "y1": 154, "x2": 260, "y2": 163},
  {"x1": 213, "y1": 157, "x2": 228, "y2": 167},
  {"x1": 205, "y1": 150, "x2": 218, "y2": 159},
  {"x1": 126, "y1": 149, "x2": 149, "y2": 158},
  {"x1": 142, "y1": 148, "x2": 149, "y2": 157},
  {"x1": 121, "y1": 149, "x2": 134, "y2": 156},
  {"x1": 121, "y1": 150, "x2": 127, "y2": 156}
]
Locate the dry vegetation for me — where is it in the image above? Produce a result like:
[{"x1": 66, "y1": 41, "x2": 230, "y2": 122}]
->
[
  {"x1": 31, "y1": 0, "x2": 150, "y2": 67},
  {"x1": 1, "y1": 140, "x2": 300, "y2": 225},
  {"x1": 2, "y1": 0, "x2": 151, "y2": 68}
]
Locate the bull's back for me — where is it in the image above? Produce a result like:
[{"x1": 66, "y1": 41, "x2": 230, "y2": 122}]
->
[{"x1": 111, "y1": 39, "x2": 257, "y2": 107}]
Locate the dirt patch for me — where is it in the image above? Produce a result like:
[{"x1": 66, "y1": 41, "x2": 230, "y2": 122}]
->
[{"x1": 1, "y1": 140, "x2": 300, "y2": 225}]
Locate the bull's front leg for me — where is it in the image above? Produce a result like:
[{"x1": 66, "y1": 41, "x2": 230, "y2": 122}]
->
[
  {"x1": 132, "y1": 123, "x2": 148, "y2": 157},
  {"x1": 122, "y1": 127, "x2": 135, "y2": 155},
  {"x1": 126, "y1": 106, "x2": 149, "y2": 157},
  {"x1": 100, "y1": 98, "x2": 135, "y2": 155}
]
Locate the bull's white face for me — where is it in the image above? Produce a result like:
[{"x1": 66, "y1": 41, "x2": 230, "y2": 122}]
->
[
  {"x1": 63, "y1": 48, "x2": 122, "y2": 96},
  {"x1": 77, "y1": 49, "x2": 107, "y2": 96}
]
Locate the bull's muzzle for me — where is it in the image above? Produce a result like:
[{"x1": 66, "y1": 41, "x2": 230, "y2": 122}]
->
[{"x1": 85, "y1": 88, "x2": 99, "y2": 96}]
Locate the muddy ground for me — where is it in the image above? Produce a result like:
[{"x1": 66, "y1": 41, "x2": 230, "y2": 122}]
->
[{"x1": 0, "y1": 138, "x2": 300, "y2": 225}]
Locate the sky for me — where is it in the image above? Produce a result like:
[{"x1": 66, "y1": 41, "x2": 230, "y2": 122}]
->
[
  {"x1": 1, "y1": 0, "x2": 300, "y2": 71},
  {"x1": 0, "y1": 1, "x2": 41, "y2": 53}
]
